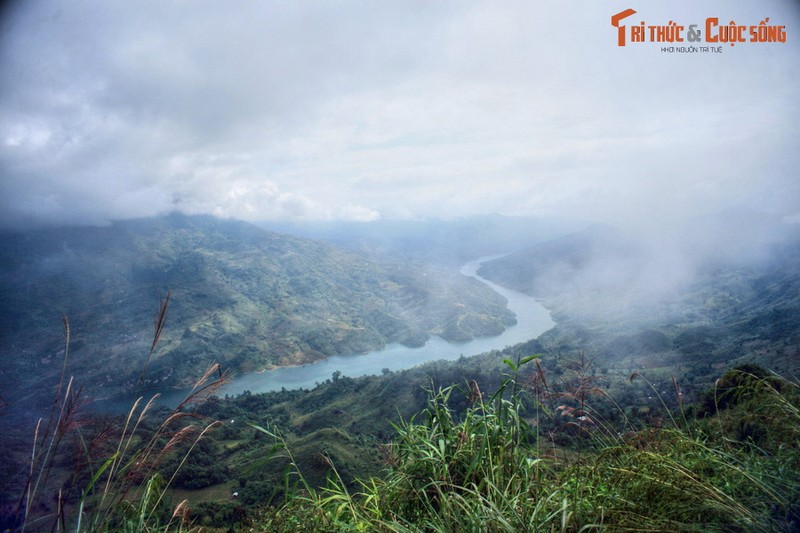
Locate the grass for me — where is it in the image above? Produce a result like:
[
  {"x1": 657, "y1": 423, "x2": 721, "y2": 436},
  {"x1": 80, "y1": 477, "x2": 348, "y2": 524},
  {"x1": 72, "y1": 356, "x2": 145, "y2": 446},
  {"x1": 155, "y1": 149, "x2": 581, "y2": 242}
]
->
[
  {"x1": 7, "y1": 306, "x2": 799, "y2": 532},
  {"x1": 11, "y1": 293, "x2": 228, "y2": 532},
  {"x1": 255, "y1": 359, "x2": 800, "y2": 532}
]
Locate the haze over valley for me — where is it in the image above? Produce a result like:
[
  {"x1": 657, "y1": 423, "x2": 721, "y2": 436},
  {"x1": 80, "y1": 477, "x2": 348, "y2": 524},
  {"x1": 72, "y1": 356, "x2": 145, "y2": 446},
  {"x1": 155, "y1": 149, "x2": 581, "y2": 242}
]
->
[
  {"x1": 0, "y1": 214, "x2": 519, "y2": 411},
  {"x1": 0, "y1": 0, "x2": 798, "y2": 530},
  {"x1": 2, "y1": 210, "x2": 798, "y2": 416}
]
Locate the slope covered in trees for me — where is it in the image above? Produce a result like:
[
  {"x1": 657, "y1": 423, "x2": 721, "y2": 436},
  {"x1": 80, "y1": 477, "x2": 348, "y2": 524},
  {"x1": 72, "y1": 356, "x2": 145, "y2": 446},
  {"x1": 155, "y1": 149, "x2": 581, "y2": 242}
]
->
[
  {"x1": 2, "y1": 215, "x2": 799, "y2": 531},
  {"x1": 0, "y1": 214, "x2": 515, "y2": 407}
]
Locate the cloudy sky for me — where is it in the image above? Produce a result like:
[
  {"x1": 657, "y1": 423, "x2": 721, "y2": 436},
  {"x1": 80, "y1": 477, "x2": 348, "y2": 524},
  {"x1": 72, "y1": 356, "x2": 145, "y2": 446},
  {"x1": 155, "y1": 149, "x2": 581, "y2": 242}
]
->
[{"x1": 1, "y1": 0, "x2": 798, "y2": 229}]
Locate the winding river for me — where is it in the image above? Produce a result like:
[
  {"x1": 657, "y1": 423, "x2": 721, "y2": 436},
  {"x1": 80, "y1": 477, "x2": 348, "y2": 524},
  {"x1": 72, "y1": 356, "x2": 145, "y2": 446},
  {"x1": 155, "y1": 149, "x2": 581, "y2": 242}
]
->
[
  {"x1": 212, "y1": 256, "x2": 552, "y2": 396},
  {"x1": 107, "y1": 257, "x2": 554, "y2": 409}
]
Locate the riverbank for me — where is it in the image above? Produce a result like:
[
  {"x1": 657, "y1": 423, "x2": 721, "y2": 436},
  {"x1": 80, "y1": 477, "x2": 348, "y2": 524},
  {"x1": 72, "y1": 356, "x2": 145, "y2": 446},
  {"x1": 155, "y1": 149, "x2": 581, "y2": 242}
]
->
[{"x1": 94, "y1": 256, "x2": 555, "y2": 411}]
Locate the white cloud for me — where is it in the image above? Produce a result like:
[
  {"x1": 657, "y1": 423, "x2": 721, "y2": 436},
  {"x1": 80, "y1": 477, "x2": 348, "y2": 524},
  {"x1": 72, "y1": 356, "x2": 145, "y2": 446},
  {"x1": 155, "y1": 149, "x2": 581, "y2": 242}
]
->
[
  {"x1": 336, "y1": 204, "x2": 382, "y2": 222},
  {"x1": 0, "y1": 0, "x2": 797, "y2": 229}
]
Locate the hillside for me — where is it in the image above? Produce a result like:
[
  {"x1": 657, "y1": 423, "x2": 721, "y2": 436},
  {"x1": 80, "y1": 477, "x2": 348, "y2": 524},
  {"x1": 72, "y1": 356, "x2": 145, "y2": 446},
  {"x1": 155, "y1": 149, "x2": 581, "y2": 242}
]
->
[
  {"x1": 479, "y1": 221, "x2": 800, "y2": 379},
  {"x1": 3, "y1": 218, "x2": 800, "y2": 530},
  {"x1": 260, "y1": 214, "x2": 585, "y2": 266},
  {"x1": 0, "y1": 214, "x2": 515, "y2": 407},
  {"x1": 476, "y1": 224, "x2": 641, "y2": 297}
]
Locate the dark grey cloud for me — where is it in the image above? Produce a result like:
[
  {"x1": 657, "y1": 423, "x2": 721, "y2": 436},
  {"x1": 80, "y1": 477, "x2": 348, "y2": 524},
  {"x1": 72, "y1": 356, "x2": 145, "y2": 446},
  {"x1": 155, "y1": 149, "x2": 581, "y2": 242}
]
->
[{"x1": 0, "y1": 0, "x2": 797, "y2": 229}]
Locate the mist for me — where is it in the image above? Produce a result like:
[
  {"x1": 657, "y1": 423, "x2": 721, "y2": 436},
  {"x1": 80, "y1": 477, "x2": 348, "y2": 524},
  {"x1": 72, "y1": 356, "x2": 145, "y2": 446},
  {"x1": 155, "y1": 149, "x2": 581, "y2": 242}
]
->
[
  {"x1": 0, "y1": 0, "x2": 798, "y2": 333},
  {"x1": 0, "y1": 1, "x2": 797, "y2": 243},
  {"x1": 474, "y1": 206, "x2": 800, "y2": 327},
  {"x1": 1, "y1": 6, "x2": 799, "y2": 526}
]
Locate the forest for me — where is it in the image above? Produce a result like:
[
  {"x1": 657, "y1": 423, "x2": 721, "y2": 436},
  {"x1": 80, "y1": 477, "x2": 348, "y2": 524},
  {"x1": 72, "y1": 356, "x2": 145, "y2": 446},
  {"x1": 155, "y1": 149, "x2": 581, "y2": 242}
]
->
[{"x1": 1, "y1": 214, "x2": 799, "y2": 531}]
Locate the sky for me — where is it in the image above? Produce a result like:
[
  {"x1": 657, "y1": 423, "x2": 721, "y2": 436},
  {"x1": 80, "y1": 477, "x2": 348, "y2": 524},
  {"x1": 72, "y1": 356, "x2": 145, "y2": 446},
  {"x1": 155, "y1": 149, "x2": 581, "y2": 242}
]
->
[{"x1": 0, "y1": 0, "x2": 798, "y2": 230}]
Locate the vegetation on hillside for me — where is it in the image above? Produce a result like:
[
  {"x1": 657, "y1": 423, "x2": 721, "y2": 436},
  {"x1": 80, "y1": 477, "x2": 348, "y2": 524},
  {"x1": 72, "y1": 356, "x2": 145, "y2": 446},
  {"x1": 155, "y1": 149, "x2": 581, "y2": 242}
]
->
[
  {"x1": 256, "y1": 361, "x2": 799, "y2": 532},
  {"x1": 2, "y1": 218, "x2": 799, "y2": 531},
  {"x1": 3, "y1": 290, "x2": 798, "y2": 531},
  {"x1": 0, "y1": 214, "x2": 515, "y2": 405},
  {"x1": 479, "y1": 224, "x2": 800, "y2": 383},
  {"x1": 5, "y1": 347, "x2": 798, "y2": 531}
]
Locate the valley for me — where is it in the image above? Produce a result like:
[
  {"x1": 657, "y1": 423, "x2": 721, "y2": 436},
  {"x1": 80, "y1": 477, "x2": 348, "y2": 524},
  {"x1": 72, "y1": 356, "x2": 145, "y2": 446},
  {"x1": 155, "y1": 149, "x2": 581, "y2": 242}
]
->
[
  {"x1": 1, "y1": 213, "x2": 799, "y2": 531},
  {"x1": 98, "y1": 255, "x2": 555, "y2": 410},
  {"x1": 0, "y1": 214, "x2": 517, "y2": 413},
  {"x1": 2, "y1": 1, "x2": 796, "y2": 529}
]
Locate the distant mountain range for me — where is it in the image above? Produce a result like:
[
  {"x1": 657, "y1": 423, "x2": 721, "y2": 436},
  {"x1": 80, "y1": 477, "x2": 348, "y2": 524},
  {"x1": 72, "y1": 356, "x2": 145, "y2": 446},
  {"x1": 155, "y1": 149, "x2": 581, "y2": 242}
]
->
[
  {"x1": 478, "y1": 218, "x2": 800, "y2": 378},
  {"x1": 478, "y1": 214, "x2": 800, "y2": 307},
  {"x1": 0, "y1": 214, "x2": 515, "y2": 407},
  {"x1": 259, "y1": 214, "x2": 586, "y2": 265}
]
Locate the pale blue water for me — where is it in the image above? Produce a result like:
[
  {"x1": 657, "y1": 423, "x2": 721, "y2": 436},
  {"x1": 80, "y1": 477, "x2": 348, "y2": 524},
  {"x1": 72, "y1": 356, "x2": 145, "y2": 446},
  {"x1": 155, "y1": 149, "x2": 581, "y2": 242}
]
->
[
  {"x1": 219, "y1": 257, "x2": 552, "y2": 393},
  {"x1": 102, "y1": 256, "x2": 554, "y2": 409}
]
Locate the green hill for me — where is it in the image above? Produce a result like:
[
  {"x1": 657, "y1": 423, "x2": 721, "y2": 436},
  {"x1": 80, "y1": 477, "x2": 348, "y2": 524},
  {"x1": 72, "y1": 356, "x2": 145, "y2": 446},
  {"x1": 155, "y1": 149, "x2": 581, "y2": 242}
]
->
[
  {"x1": 0, "y1": 214, "x2": 515, "y2": 405},
  {"x1": 478, "y1": 222, "x2": 800, "y2": 380},
  {"x1": 3, "y1": 217, "x2": 800, "y2": 531}
]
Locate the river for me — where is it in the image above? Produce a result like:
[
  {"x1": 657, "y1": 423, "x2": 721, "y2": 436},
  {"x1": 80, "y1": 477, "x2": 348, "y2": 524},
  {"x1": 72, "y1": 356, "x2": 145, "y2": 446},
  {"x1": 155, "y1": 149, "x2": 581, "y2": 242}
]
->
[{"x1": 106, "y1": 256, "x2": 554, "y2": 409}]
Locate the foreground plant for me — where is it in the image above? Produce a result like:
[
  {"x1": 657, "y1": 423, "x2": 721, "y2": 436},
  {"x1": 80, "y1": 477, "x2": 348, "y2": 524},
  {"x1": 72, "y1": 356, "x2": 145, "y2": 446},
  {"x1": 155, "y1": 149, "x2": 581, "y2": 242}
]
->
[
  {"x1": 72, "y1": 364, "x2": 225, "y2": 532},
  {"x1": 256, "y1": 359, "x2": 799, "y2": 532},
  {"x1": 15, "y1": 292, "x2": 228, "y2": 532},
  {"x1": 259, "y1": 356, "x2": 573, "y2": 531}
]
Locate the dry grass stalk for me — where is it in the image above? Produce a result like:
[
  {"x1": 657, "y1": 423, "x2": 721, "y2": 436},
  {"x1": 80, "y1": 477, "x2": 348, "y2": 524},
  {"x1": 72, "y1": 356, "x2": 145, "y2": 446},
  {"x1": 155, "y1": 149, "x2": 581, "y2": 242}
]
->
[
  {"x1": 176, "y1": 362, "x2": 229, "y2": 411},
  {"x1": 170, "y1": 498, "x2": 190, "y2": 526},
  {"x1": 160, "y1": 425, "x2": 201, "y2": 458},
  {"x1": 17, "y1": 289, "x2": 232, "y2": 531},
  {"x1": 137, "y1": 290, "x2": 171, "y2": 388}
]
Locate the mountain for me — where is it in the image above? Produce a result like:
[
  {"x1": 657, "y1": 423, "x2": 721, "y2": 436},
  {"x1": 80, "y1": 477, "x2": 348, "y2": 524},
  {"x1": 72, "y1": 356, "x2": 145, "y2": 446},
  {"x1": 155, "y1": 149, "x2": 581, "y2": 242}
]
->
[
  {"x1": 478, "y1": 215, "x2": 800, "y2": 316},
  {"x1": 259, "y1": 214, "x2": 586, "y2": 266},
  {"x1": 3, "y1": 215, "x2": 800, "y2": 530},
  {"x1": 476, "y1": 224, "x2": 643, "y2": 297},
  {"x1": 478, "y1": 219, "x2": 800, "y2": 379},
  {"x1": 0, "y1": 214, "x2": 515, "y2": 407}
]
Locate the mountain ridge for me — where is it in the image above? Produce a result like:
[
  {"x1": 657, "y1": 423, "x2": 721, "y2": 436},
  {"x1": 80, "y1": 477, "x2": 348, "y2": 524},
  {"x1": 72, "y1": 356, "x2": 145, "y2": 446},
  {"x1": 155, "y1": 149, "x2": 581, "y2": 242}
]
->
[{"x1": 0, "y1": 214, "x2": 515, "y2": 406}]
